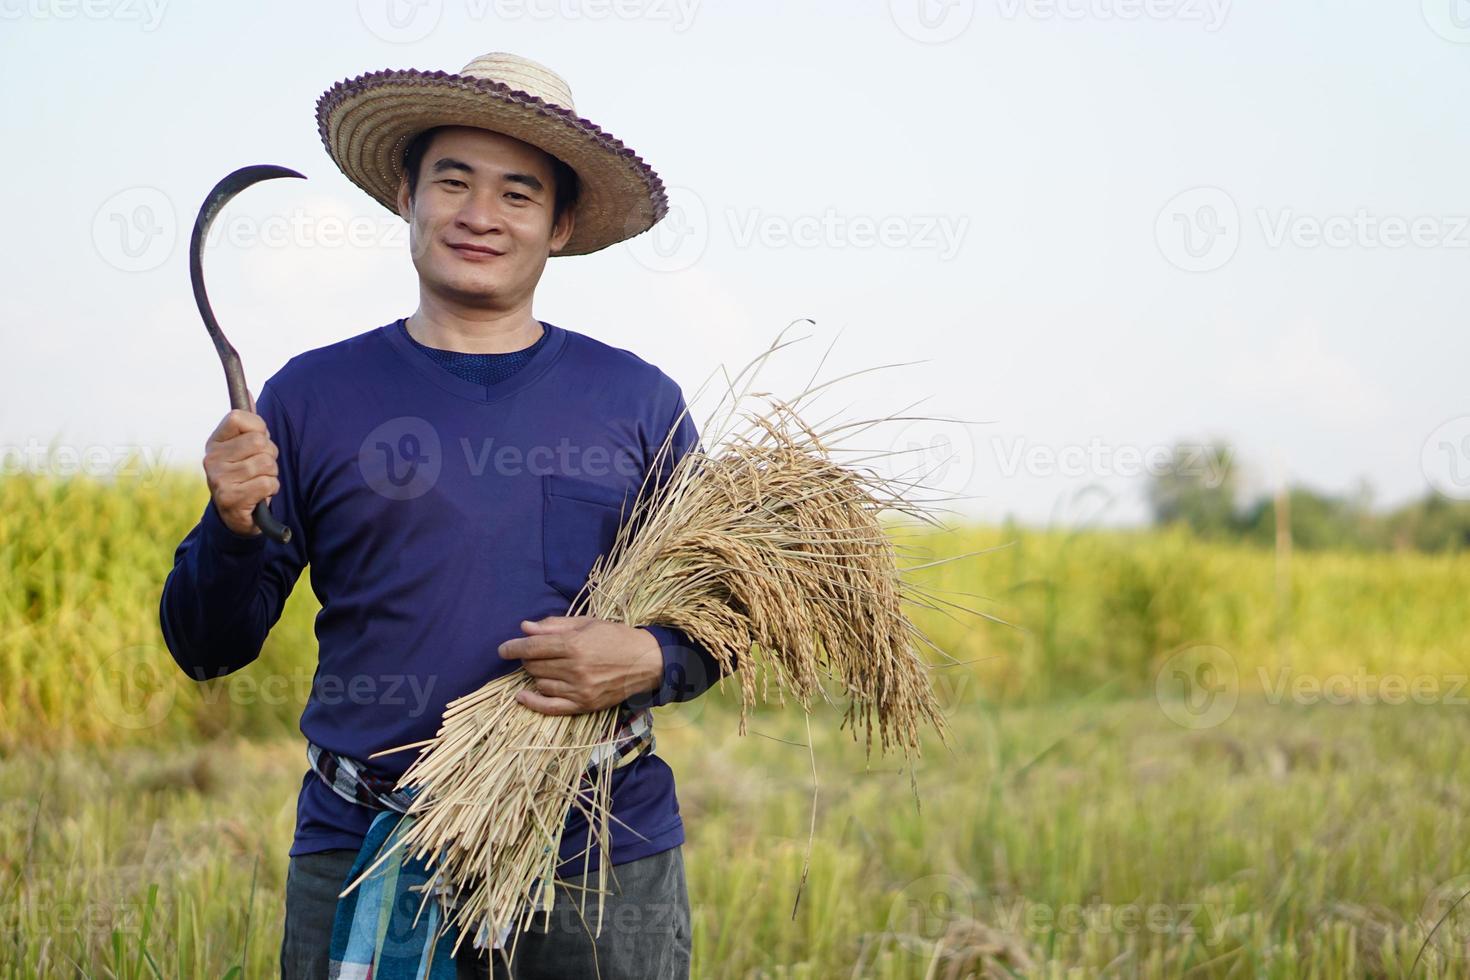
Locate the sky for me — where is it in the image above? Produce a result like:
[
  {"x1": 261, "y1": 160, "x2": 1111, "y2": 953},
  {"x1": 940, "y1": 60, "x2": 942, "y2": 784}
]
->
[{"x1": 3, "y1": 0, "x2": 1468, "y2": 526}]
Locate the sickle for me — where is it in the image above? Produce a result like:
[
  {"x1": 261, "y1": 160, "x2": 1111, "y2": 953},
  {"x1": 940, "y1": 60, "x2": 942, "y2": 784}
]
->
[{"x1": 190, "y1": 164, "x2": 305, "y2": 544}]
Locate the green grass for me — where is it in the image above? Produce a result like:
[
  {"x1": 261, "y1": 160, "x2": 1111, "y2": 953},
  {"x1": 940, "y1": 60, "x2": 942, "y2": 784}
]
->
[
  {"x1": 902, "y1": 521, "x2": 1470, "y2": 705},
  {"x1": 6, "y1": 470, "x2": 1470, "y2": 750},
  {"x1": 5, "y1": 696, "x2": 1470, "y2": 977},
  {"x1": 7, "y1": 469, "x2": 1470, "y2": 976}
]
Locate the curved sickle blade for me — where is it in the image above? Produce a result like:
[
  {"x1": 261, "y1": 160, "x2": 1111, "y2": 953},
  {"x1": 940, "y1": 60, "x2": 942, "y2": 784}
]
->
[{"x1": 190, "y1": 164, "x2": 306, "y2": 544}]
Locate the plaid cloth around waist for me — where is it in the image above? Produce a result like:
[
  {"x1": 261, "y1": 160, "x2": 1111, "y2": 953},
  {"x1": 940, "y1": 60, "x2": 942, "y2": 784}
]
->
[
  {"x1": 311, "y1": 701, "x2": 659, "y2": 973},
  {"x1": 306, "y1": 700, "x2": 658, "y2": 816}
]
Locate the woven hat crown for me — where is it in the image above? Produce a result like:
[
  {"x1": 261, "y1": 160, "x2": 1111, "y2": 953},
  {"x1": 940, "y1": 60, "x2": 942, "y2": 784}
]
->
[{"x1": 457, "y1": 53, "x2": 575, "y2": 113}]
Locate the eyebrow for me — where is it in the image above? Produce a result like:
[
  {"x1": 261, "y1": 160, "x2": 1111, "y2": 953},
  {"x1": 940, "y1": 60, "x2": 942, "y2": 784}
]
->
[{"x1": 429, "y1": 158, "x2": 545, "y2": 193}]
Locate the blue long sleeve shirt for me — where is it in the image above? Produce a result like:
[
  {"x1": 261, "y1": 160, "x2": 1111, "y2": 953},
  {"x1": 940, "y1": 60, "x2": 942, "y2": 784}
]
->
[{"x1": 158, "y1": 317, "x2": 732, "y2": 874}]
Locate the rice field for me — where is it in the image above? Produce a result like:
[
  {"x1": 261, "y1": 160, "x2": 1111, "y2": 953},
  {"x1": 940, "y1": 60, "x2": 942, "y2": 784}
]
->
[{"x1": 4, "y1": 469, "x2": 1470, "y2": 977}]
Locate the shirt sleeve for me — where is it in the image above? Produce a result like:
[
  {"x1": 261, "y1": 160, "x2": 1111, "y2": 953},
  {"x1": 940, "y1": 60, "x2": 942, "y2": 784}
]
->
[
  {"x1": 625, "y1": 382, "x2": 739, "y2": 709},
  {"x1": 157, "y1": 380, "x2": 310, "y2": 681}
]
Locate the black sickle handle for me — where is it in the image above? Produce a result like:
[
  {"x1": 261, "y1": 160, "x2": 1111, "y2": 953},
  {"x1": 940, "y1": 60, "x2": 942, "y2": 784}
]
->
[{"x1": 189, "y1": 164, "x2": 306, "y2": 544}]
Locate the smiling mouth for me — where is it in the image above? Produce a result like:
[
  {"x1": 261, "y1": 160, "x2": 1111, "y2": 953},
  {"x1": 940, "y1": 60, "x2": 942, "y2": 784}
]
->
[{"x1": 448, "y1": 243, "x2": 505, "y2": 258}]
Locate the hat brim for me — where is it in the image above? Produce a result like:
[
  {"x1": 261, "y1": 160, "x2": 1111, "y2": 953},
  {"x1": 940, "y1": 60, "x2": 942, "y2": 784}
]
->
[{"x1": 315, "y1": 68, "x2": 667, "y2": 257}]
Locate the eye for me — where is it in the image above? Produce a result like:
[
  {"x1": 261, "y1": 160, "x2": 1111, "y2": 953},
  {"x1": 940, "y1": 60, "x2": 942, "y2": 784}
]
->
[
  {"x1": 506, "y1": 191, "x2": 529, "y2": 202},
  {"x1": 440, "y1": 179, "x2": 467, "y2": 189}
]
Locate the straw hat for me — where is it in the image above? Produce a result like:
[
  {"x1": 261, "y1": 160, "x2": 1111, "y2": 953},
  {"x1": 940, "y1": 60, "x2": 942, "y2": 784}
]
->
[{"x1": 315, "y1": 52, "x2": 667, "y2": 257}]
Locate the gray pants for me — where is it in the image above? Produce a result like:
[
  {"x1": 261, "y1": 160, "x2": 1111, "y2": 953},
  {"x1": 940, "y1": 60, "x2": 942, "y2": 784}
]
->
[{"x1": 279, "y1": 845, "x2": 692, "y2": 979}]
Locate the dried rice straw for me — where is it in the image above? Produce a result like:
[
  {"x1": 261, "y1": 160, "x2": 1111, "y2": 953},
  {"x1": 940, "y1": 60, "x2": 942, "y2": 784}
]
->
[{"x1": 347, "y1": 323, "x2": 979, "y2": 966}]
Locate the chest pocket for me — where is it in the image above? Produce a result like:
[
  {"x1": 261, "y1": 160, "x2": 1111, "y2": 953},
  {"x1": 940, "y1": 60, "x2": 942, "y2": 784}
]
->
[{"x1": 541, "y1": 473, "x2": 637, "y2": 606}]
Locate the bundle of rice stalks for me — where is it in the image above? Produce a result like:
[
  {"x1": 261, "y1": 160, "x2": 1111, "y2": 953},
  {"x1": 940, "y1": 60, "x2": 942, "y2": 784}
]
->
[{"x1": 350, "y1": 327, "x2": 975, "y2": 960}]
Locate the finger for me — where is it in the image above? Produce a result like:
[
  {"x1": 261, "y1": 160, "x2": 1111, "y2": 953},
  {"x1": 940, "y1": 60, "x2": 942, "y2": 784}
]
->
[
  {"x1": 519, "y1": 616, "x2": 584, "y2": 634},
  {"x1": 221, "y1": 451, "x2": 278, "y2": 484},
  {"x1": 514, "y1": 655, "x2": 571, "y2": 674},
  {"x1": 208, "y1": 422, "x2": 266, "y2": 459},
  {"x1": 226, "y1": 473, "x2": 280, "y2": 504},
  {"x1": 216, "y1": 409, "x2": 267, "y2": 440},
  {"x1": 524, "y1": 675, "x2": 575, "y2": 700},
  {"x1": 515, "y1": 688, "x2": 580, "y2": 716},
  {"x1": 231, "y1": 431, "x2": 278, "y2": 458},
  {"x1": 498, "y1": 635, "x2": 566, "y2": 661}
]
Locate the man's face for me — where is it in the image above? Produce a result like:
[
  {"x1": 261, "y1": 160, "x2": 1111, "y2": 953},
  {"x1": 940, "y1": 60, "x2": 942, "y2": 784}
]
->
[{"x1": 396, "y1": 126, "x2": 575, "y2": 310}]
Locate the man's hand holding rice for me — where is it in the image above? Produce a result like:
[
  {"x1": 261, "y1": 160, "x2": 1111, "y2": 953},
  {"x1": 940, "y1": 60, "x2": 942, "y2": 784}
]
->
[{"x1": 500, "y1": 616, "x2": 664, "y2": 715}]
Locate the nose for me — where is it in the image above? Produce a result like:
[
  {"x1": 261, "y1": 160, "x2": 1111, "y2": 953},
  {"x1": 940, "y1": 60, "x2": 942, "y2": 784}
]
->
[{"x1": 454, "y1": 189, "x2": 505, "y2": 238}]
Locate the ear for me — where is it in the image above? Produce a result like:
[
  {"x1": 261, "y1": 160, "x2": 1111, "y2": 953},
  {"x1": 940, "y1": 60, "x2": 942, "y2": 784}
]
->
[
  {"x1": 549, "y1": 205, "x2": 576, "y2": 255},
  {"x1": 396, "y1": 173, "x2": 412, "y2": 222}
]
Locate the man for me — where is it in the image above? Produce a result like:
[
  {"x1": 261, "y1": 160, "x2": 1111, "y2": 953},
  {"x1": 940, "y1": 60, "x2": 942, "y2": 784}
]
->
[{"x1": 159, "y1": 52, "x2": 728, "y2": 979}]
